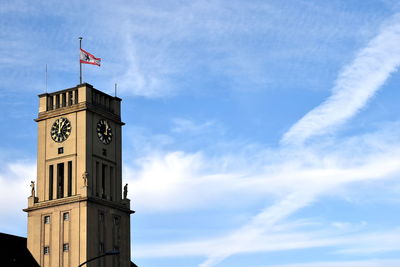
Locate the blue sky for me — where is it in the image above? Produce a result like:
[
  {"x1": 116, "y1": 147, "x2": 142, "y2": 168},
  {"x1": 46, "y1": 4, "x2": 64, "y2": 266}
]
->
[{"x1": 2, "y1": 0, "x2": 400, "y2": 266}]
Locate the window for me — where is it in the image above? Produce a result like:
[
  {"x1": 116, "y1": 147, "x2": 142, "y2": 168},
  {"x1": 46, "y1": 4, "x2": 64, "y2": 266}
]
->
[
  {"x1": 62, "y1": 93, "x2": 66, "y2": 107},
  {"x1": 63, "y1": 243, "x2": 69, "y2": 252},
  {"x1": 101, "y1": 164, "x2": 106, "y2": 199},
  {"x1": 58, "y1": 147, "x2": 64, "y2": 154},
  {"x1": 113, "y1": 216, "x2": 120, "y2": 226},
  {"x1": 44, "y1": 216, "x2": 50, "y2": 224},
  {"x1": 48, "y1": 96, "x2": 54, "y2": 111},
  {"x1": 99, "y1": 212, "x2": 104, "y2": 222},
  {"x1": 49, "y1": 165, "x2": 53, "y2": 200},
  {"x1": 55, "y1": 94, "x2": 60, "y2": 109},
  {"x1": 102, "y1": 148, "x2": 107, "y2": 156},
  {"x1": 95, "y1": 161, "x2": 99, "y2": 196},
  {"x1": 74, "y1": 89, "x2": 78, "y2": 104},
  {"x1": 57, "y1": 163, "x2": 64, "y2": 198},
  {"x1": 68, "y1": 91, "x2": 73, "y2": 105},
  {"x1": 67, "y1": 161, "x2": 72, "y2": 196},
  {"x1": 99, "y1": 242, "x2": 104, "y2": 253},
  {"x1": 110, "y1": 166, "x2": 114, "y2": 201},
  {"x1": 44, "y1": 246, "x2": 50, "y2": 255},
  {"x1": 63, "y1": 212, "x2": 69, "y2": 221}
]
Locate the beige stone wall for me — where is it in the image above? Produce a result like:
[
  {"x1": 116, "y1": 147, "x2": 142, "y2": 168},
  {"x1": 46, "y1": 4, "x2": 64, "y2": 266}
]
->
[
  {"x1": 25, "y1": 83, "x2": 132, "y2": 267},
  {"x1": 27, "y1": 199, "x2": 88, "y2": 267}
]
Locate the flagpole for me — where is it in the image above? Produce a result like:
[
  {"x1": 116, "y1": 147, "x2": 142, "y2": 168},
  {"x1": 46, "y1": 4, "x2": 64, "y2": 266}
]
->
[{"x1": 79, "y1": 37, "x2": 83, "y2": 84}]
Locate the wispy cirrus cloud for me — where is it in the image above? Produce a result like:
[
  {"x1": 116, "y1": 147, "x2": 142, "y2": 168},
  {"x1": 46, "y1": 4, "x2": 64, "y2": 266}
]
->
[
  {"x1": 126, "y1": 121, "x2": 400, "y2": 266},
  {"x1": 282, "y1": 13, "x2": 400, "y2": 145},
  {"x1": 124, "y1": 12, "x2": 400, "y2": 266},
  {"x1": 135, "y1": 219, "x2": 400, "y2": 260},
  {"x1": 171, "y1": 118, "x2": 216, "y2": 134},
  {"x1": 196, "y1": 13, "x2": 400, "y2": 266},
  {"x1": 263, "y1": 259, "x2": 400, "y2": 267}
]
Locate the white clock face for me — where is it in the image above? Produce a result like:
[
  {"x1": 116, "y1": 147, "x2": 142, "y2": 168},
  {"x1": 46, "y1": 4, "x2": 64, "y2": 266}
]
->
[
  {"x1": 97, "y1": 119, "x2": 112, "y2": 145},
  {"x1": 51, "y1": 117, "x2": 71, "y2": 143}
]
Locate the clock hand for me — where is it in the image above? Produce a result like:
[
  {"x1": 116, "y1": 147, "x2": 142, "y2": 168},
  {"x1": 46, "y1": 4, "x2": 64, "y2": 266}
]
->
[{"x1": 104, "y1": 122, "x2": 109, "y2": 135}]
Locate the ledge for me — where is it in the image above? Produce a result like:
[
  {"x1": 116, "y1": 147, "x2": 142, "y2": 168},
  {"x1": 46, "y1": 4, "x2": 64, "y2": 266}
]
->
[
  {"x1": 23, "y1": 195, "x2": 134, "y2": 214},
  {"x1": 35, "y1": 102, "x2": 124, "y2": 125}
]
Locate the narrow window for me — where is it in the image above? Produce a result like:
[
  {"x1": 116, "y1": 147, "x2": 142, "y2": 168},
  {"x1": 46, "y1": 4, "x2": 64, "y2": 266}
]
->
[
  {"x1": 67, "y1": 161, "x2": 72, "y2": 196},
  {"x1": 58, "y1": 147, "x2": 64, "y2": 154},
  {"x1": 63, "y1": 212, "x2": 69, "y2": 221},
  {"x1": 63, "y1": 243, "x2": 69, "y2": 252},
  {"x1": 68, "y1": 91, "x2": 73, "y2": 105},
  {"x1": 44, "y1": 246, "x2": 50, "y2": 255},
  {"x1": 49, "y1": 165, "x2": 53, "y2": 200},
  {"x1": 109, "y1": 99, "x2": 114, "y2": 113},
  {"x1": 48, "y1": 96, "x2": 53, "y2": 111},
  {"x1": 105, "y1": 98, "x2": 110, "y2": 110},
  {"x1": 99, "y1": 242, "x2": 104, "y2": 253},
  {"x1": 95, "y1": 161, "x2": 99, "y2": 196},
  {"x1": 74, "y1": 89, "x2": 78, "y2": 104},
  {"x1": 62, "y1": 93, "x2": 66, "y2": 107},
  {"x1": 99, "y1": 212, "x2": 104, "y2": 222},
  {"x1": 55, "y1": 94, "x2": 60, "y2": 109},
  {"x1": 110, "y1": 166, "x2": 114, "y2": 201},
  {"x1": 101, "y1": 164, "x2": 106, "y2": 199},
  {"x1": 57, "y1": 163, "x2": 64, "y2": 198},
  {"x1": 113, "y1": 216, "x2": 120, "y2": 226},
  {"x1": 44, "y1": 216, "x2": 50, "y2": 224}
]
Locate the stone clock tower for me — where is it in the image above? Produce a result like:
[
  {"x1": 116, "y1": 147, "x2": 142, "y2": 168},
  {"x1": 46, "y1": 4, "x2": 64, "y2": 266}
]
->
[{"x1": 24, "y1": 83, "x2": 133, "y2": 267}]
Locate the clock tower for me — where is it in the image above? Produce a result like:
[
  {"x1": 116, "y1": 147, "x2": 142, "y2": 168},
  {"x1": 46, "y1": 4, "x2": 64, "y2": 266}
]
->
[{"x1": 24, "y1": 83, "x2": 133, "y2": 267}]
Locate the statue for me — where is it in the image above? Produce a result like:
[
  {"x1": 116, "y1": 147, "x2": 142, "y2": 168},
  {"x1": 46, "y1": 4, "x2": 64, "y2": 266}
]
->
[
  {"x1": 82, "y1": 171, "x2": 88, "y2": 187},
  {"x1": 123, "y1": 183, "x2": 128, "y2": 199},
  {"x1": 30, "y1": 181, "x2": 35, "y2": 197}
]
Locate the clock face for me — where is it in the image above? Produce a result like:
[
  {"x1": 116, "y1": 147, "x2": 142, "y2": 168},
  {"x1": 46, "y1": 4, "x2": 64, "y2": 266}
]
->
[
  {"x1": 97, "y1": 119, "x2": 112, "y2": 145},
  {"x1": 51, "y1": 117, "x2": 71, "y2": 143}
]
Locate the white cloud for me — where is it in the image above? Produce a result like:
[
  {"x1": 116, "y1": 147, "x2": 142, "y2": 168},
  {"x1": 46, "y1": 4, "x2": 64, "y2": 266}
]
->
[
  {"x1": 124, "y1": 121, "x2": 400, "y2": 266},
  {"x1": 282, "y1": 13, "x2": 400, "y2": 145},
  {"x1": 0, "y1": 160, "x2": 36, "y2": 236},
  {"x1": 126, "y1": 123, "x2": 400, "y2": 214},
  {"x1": 171, "y1": 118, "x2": 216, "y2": 134},
  {"x1": 134, "y1": 223, "x2": 400, "y2": 260},
  {"x1": 263, "y1": 259, "x2": 400, "y2": 267}
]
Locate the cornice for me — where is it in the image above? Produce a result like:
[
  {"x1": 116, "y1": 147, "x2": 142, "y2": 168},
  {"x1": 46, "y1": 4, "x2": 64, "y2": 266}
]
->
[
  {"x1": 35, "y1": 102, "x2": 125, "y2": 125},
  {"x1": 23, "y1": 195, "x2": 134, "y2": 214}
]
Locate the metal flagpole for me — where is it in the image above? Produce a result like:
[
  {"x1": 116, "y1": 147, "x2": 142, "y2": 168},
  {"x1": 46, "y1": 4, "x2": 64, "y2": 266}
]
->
[
  {"x1": 79, "y1": 37, "x2": 83, "y2": 84},
  {"x1": 115, "y1": 83, "x2": 117, "y2": 97}
]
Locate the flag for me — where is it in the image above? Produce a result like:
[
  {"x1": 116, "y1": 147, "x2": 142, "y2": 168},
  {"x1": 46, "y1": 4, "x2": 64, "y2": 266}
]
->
[{"x1": 80, "y1": 48, "x2": 101, "y2": 66}]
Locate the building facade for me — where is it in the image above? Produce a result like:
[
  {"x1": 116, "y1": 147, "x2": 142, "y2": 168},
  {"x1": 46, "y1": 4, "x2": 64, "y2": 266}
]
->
[{"x1": 24, "y1": 83, "x2": 133, "y2": 267}]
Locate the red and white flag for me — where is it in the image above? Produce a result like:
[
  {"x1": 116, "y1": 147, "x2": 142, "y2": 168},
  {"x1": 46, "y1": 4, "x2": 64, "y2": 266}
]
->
[{"x1": 80, "y1": 48, "x2": 101, "y2": 66}]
